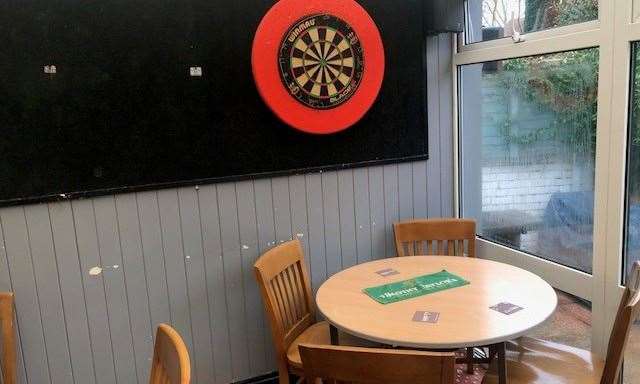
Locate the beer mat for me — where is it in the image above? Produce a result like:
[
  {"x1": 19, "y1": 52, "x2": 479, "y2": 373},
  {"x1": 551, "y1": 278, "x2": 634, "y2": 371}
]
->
[
  {"x1": 363, "y1": 270, "x2": 469, "y2": 304},
  {"x1": 376, "y1": 268, "x2": 400, "y2": 277},
  {"x1": 412, "y1": 311, "x2": 440, "y2": 323},
  {"x1": 490, "y1": 302, "x2": 524, "y2": 315}
]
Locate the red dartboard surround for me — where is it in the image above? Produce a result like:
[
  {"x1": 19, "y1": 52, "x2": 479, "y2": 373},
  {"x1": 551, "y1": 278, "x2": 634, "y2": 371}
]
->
[{"x1": 252, "y1": 0, "x2": 385, "y2": 134}]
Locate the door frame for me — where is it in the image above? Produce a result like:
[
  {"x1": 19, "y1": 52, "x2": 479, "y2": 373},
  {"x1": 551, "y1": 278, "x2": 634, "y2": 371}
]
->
[{"x1": 452, "y1": 0, "x2": 636, "y2": 356}]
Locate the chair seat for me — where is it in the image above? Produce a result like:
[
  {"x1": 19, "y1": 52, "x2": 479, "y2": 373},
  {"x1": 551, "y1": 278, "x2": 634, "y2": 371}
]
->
[
  {"x1": 286, "y1": 321, "x2": 380, "y2": 370},
  {"x1": 483, "y1": 337, "x2": 604, "y2": 384}
]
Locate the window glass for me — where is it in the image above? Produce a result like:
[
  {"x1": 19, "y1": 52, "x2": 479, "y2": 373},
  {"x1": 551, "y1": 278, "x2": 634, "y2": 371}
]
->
[
  {"x1": 459, "y1": 48, "x2": 599, "y2": 273},
  {"x1": 624, "y1": 44, "x2": 640, "y2": 282},
  {"x1": 624, "y1": 50, "x2": 640, "y2": 380},
  {"x1": 466, "y1": 0, "x2": 598, "y2": 44}
]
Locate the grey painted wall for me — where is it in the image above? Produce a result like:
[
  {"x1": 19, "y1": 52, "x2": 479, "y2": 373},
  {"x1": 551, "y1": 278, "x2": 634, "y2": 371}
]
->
[{"x1": 0, "y1": 34, "x2": 453, "y2": 384}]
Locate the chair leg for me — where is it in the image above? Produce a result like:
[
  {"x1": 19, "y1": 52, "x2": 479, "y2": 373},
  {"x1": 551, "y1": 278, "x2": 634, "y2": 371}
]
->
[
  {"x1": 466, "y1": 347, "x2": 474, "y2": 374},
  {"x1": 329, "y1": 324, "x2": 339, "y2": 345},
  {"x1": 278, "y1": 363, "x2": 291, "y2": 384},
  {"x1": 488, "y1": 344, "x2": 497, "y2": 360},
  {"x1": 497, "y1": 342, "x2": 507, "y2": 384}
]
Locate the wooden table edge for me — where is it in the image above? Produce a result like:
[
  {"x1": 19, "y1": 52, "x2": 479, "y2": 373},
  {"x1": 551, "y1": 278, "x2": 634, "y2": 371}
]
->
[
  {"x1": 319, "y1": 299, "x2": 557, "y2": 349},
  {"x1": 316, "y1": 256, "x2": 559, "y2": 349}
]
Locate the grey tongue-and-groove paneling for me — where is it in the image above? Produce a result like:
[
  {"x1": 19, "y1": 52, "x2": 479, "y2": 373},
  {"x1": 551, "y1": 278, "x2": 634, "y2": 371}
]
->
[{"x1": 0, "y1": 34, "x2": 452, "y2": 384}]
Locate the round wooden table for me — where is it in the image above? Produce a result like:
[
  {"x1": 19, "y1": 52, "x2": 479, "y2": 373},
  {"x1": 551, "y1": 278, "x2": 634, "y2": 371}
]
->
[{"x1": 316, "y1": 256, "x2": 558, "y2": 384}]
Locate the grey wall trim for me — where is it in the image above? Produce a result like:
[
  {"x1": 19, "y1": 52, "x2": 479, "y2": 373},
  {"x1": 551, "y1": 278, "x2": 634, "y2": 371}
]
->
[{"x1": 0, "y1": 34, "x2": 453, "y2": 384}]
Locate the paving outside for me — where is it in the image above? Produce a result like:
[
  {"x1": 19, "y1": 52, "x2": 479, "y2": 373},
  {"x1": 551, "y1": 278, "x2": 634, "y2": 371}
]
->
[{"x1": 527, "y1": 290, "x2": 639, "y2": 382}]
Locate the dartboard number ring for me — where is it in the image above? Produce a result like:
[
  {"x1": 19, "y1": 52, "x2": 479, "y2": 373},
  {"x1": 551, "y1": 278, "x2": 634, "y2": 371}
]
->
[
  {"x1": 278, "y1": 14, "x2": 365, "y2": 110},
  {"x1": 252, "y1": 0, "x2": 385, "y2": 134}
]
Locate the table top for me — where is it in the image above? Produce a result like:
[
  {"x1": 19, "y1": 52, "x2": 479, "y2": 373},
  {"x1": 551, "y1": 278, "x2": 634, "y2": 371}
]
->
[{"x1": 316, "y1": 256, "x2": 557, "y2": 349}]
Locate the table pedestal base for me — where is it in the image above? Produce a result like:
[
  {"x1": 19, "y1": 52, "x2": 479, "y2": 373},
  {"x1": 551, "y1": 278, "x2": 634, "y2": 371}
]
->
[
  {"x1": 456, "y1": 343, "x2": 507, "y2": 384},
  {"x1": 329, "y1": 324, "x2": 339, "y2": 345},
  {"x1": 497, "y1": 342, "x2": 507, "y2": 384}
]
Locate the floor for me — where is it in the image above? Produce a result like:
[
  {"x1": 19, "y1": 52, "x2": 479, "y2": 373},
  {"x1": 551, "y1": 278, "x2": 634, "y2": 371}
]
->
[
  {"x1": 527, "y1": 290, "x2": 640, "y2": 383},
  {"x1": 627, "y1": 325, "x2": 640, "y2": 383},
  {"x1": 528, "y1": 290, "x2": 592, "y2": 350}
]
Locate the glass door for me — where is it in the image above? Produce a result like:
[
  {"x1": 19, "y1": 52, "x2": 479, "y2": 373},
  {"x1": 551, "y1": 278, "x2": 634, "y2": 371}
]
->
[
  {"x1": 615, "y1": 24, "x2": 640, "y2": 383},
  {"x1": 455, "y1": 1, "x2": 640, "y2": 364},
  {"x1": 599, "y1": 3, "x2": 640, "y2": 381},
  {"x1": 457, "y1": 0, "x2": 603, "y2": 307},
  {"x1": 459, "y1": 48, "x2": 598, "y2": 295}
]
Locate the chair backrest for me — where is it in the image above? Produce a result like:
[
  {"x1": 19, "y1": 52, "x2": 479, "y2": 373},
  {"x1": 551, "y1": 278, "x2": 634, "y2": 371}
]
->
[
  {"x1": 600, "y1": 261, "x2": 640, "y2": 384},
  {"x1": 299, "y1": 344, "x2": 456, "y2": 384},
  {"x1": 0, "y1": 293, "x2": 16, "y2": 384},
  {"x1": 149, "y1": 324, "x2": 190, "y2": 384},
  {"x1": 254, "y1": 240, "x2": 316, "y2": 359},
  {"x1": 393, "y1": 218, "x2": 476, "y2": 257}
]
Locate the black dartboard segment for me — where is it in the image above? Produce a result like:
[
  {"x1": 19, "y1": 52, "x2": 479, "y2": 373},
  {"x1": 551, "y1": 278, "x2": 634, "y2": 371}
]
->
[{"x1": 278, "y1": 14, "x2": 365, "y2": 110}]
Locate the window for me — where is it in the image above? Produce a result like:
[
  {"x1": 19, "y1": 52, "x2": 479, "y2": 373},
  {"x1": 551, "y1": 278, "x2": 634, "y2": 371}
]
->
[
  {"x1": 624, "y1": 43, "x2": 640, "y2": 382},
  {"x1": 457, "y1": 0, "x2": 640, "y2": 367},
  {"x1": 466, "y1": 0, "x2": 598, "y2": 44},
  {"x1": 460, "y1": 49, "x2": 598, "y2": 273},
  {"x1": 624, "y1": 43, "x2": 640, "y2": 282}
]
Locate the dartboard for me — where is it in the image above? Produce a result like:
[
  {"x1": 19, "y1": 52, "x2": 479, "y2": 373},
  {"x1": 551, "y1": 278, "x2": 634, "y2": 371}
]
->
[
  {"x1": 278, "y1": 14, "x2": 364, "y2": 110},
  {"x1": 252, "y1": 0, "x2": 385, "y2": 134}
]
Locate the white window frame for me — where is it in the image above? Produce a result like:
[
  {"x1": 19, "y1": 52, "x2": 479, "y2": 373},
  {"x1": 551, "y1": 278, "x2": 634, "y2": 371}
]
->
[{"x1": 452, "y1": 0, "x2": 638, "y2": 355}]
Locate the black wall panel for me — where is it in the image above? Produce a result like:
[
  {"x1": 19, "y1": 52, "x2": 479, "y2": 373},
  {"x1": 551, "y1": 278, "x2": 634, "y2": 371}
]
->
[
  {"x1": 0, "y1": 0, "x2": 430, "y2": 205},
  {"x1": 424, "y1": 0, "x2": 464, "y2": 33}
]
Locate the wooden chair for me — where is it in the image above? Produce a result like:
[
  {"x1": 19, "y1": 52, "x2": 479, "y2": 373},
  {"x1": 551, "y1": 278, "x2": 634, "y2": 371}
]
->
[
  {"x1": 393, "y1": 218, "x2": 476, "y2": 257},
  {"x1": 299, "y1": 344, "x2": 456, "y2": 384},
  {"x1": 484, "y1": 261, "x2": 640, "y2": 384},
  {"x1": 0, "y1": 292, "x2": 16, "y2": 384},
  {"x1": 255, "y1": 240, "x2": 375, "y2": 384},
  {"x1": 394, "y1": 219, "x2": 478, "y2": 373},
  {"x1": 149, "y1": 324, "x2": 190, "y2": 384}
]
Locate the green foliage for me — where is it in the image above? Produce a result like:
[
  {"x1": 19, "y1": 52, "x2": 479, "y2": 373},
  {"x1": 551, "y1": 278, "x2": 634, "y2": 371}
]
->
[
  {"x1": 492, "y1": 0, "x2": 599, "y2": 155},
  {"x1": 498, "y1": 117, "x2": 545, "y2": 146},
  {"x1": 628, "y1": 48, "x2": 640, "y2": 197},
  {"x1": 496, "y1": 48, "x2": 598, "y2": 154},
  {"x1": 556, "y1": 0, "x2": 598, "y2": 26},
  {"x1": 523, "y1": 0, "x2": 549, "y2": 32},
  {"x1": 523, "y1": 0, "x2": 597, "y2": 33},
  {"x1": 632, "y1": 52, "x2": 640, "y2": 147}
]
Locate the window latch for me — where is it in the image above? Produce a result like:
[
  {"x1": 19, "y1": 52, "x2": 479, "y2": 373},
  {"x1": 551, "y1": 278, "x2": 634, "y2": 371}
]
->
[{"x1": 512, "y1": 32, "x2": 525, "y2": 43}]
